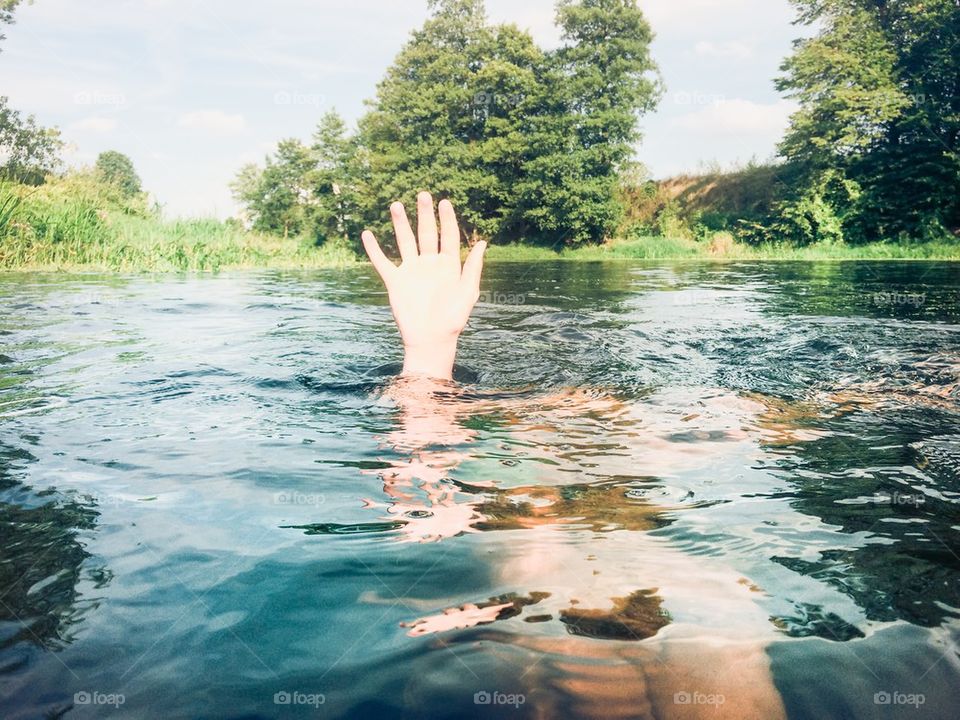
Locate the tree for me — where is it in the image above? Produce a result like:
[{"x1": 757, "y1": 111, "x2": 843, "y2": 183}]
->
[
  {"x1": 308, "y1": 110, "x2": 362, "y2": 245},
  {"x1": 0, "y1": 5, "x2": 62, "y2": 186},
  {"x1": 95, "y1": 150, "x2": 141, "y2": 197},
  {"x1": 239, "y1": 0, "x2": 660, "y2": 246},
  {"x1": 358, "y1": 0, "x2": 499, "y2": 239},
  {"x1": 358, "y1": 0, "x2": 659, "y2": 246},
  {"x1": 230, "y1": 162, "x2": 261, "y2": 224},
  {"x1": 231, "y1": 139, "x2": 313, "y2": 236},
  {"x1": 515, "y1": 0, "x2": 661, "y2": 245},
  {"x1": 776, "y1": 0, "x2": 960, "y2": 242},
  {"x1": 0, "y1": 96, "x2": 62, "y2": 184}
]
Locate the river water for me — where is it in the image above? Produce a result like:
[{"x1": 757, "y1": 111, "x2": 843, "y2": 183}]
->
[{"x1": 0, "y1": 261, "x2": 958, "y2": 718}]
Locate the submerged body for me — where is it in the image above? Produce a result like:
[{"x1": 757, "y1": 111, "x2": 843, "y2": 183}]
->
[
  {"x1": 354, "y1": 194, "x2": 959, "y2": 718},
  {"x1": 362, "y1": 380, "x2": 796, "y2": 718}
]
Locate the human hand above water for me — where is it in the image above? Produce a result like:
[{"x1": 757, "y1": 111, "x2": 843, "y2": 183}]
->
[{"x1": 362, "y1": 191, "x2": 486, "y2": 380}]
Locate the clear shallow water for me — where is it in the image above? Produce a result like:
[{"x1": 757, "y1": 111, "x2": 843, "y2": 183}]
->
[{"x1": 0, "y1": 261, "x2": 958, "y2": 719}]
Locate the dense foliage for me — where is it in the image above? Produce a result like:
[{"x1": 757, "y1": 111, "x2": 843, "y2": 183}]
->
[
  {"x1": 234, "y1": 0, "x2": 661, "y2": 247},
  {"x1": 0, "y1": 96, "x2": 62, "y2": 184},
  {"x1": 95, "y1": 150, "x2": 142, "y2": 198},
  {"x1": 766, "y1": 0, "x2": 960, "y2": 244},
  {"x1": 2, "y1": 0, "x2": 958, "y2": 264}
]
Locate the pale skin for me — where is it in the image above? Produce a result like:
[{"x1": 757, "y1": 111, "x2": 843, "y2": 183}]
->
[{"x1": 361, "y1": 191, "x2": 487, "y2": 380}]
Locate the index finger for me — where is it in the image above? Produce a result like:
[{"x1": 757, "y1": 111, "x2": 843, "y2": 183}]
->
[{"x1": 362, "y1": 230, "x2": 396, "y2": 283}]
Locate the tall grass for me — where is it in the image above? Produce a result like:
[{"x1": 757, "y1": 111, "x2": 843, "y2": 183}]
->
[
  {"x1": 0, "y1": 174, "x2": 357, "y2": 272},
  {"x1": 1, "y1": 214, "x2": 358, "y2": 271},
  {"x1": 2, "y1": 173, "x2": 957, "y2": 271},
  {"x1": 485, "y1": 235, "x2": 701, "y2": 261},
  {"x1": 484, "y1": 234, "x2": 960, "y2": 262},
  {"x1": 0, "y1": 182, "x2": 24, "y2": 237}
]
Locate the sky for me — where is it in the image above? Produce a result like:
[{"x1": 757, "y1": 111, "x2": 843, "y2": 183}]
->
[{"x1": 1, "y1": 0, "x2": 803, "y2": 218}]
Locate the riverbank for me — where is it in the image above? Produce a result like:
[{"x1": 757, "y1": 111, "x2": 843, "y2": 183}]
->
[
  {"x1": 2, "y1": 219, "x2": 958, "y2": 272},
  {"x1": 487, "y1": 235, "x2": 960, "y2": 262},
  {"x1": 0, "y1": 216, "x2": 356, "y2": 272}
]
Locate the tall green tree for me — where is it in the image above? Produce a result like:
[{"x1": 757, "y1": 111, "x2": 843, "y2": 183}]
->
[
  {"x1": 358, "y1": 0, "x2": 658, "y2": 245},
  {"x1": 776, "y1": 0, "x2": 960, "y2": 242},
  {"x1": 307, "y1": 110, "x2": 361, "y2": 245},
  {"x1": 95, "y1": 150, "x2": 141, "y2": 197},
  {"x1": 358, "y1": 0, "x2": 500, "y2": 239},
  {"x1": 231, "y1": 139, "x2": 313, "y2": 237},
  {"x1": 517, "y1": 0, "x2": 660, "y2": 244},
  {"x1": 240, "y1": 0, "x2": 660, "y2": 246}
]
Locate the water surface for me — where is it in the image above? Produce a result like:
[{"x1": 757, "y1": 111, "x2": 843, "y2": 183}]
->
[{"x1": 1, "y1": 261, "x2": 958, "y2": 718}]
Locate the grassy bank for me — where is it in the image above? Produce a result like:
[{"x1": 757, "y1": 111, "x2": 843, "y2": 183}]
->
[
  {"x1": 2, "y1": 175, "x2": 958, "y2": 272},
  {"x1": 0, "y1": 177, "x2": 356, "y2": 271},
  {"x1": 1, "y1": 220, "x2": 356, "y2": 272},
  {"x1": 3, "y1": 225, "x2": 959, "y2": 272},
  {"x1": 484, "y1": 234, "x2": 960, "y2": 262},
  {"x1": 1, "y1": 215, "x2": 356, "y2": 272}
]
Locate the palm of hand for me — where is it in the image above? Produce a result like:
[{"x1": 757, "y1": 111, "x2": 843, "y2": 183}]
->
[{"x1": 388, "y1": 253, "x2": 472, "y2": 347}]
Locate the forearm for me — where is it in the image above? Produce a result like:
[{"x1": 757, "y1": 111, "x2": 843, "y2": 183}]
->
[{"x1": 402, "y1": 337, "x2": 459, "y2": 380}]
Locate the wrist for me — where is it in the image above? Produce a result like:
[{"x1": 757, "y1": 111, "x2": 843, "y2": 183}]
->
[{"x1": 401, "y1": 336, "x2": 460, "y2": 380}]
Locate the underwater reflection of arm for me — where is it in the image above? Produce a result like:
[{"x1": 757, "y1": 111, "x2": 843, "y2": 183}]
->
[
  {"x1": 362, "y1": 191, "x2": 486, "y2": 381},
  {"x1": 364, "y1": 375, "x2": 483, "y2": 542}
]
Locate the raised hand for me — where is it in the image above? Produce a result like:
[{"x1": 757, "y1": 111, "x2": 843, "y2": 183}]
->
[{"x1": 362, "y1": 191, "x2": 486, "y2": 380}]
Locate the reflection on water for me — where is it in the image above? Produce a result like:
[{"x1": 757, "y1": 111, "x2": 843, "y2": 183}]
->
[
  {"x1": 0, "y1": 439, "x2": 107, "y2": 653},
  {"x1": 0, "y1": 262, "x2": 958, "y2": 718}
]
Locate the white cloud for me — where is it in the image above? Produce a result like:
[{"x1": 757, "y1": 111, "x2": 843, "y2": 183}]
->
[
  {"x1": 676, "y1": 98, "x2": 797, "y2": 134},
  {"x1": 177, "y1": 110, "x2": 247, "y2": 134},
  {"x1": 70, "y1": 116, "x2": 119, "y2": 133},
  {"x1": 694, "y1": 40, "x2": 754, "y2": 60}
]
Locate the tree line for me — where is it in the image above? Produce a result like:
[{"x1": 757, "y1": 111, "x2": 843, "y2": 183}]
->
[
  {"x1": 232, "y1": 0, "x2": 660, "y2": 247},
  {"x1": 762, "y1": 0, "x2": 960, "y2": 244},
  {"x1": 2, "y1": 0, "x2": 958, "y2": 249},
  {"x1": 234, "y1": 0, "x2": 959, "y2": 248}
]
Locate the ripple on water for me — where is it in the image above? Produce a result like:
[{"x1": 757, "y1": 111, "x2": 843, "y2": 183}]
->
[{"x1": 0, "y1": 263, "x2": 958, "y2": 718}]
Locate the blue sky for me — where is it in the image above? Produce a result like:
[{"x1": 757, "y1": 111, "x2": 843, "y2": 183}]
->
[{"x1": 1, "y1": 0, "x2": 802, "y2": 218}]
